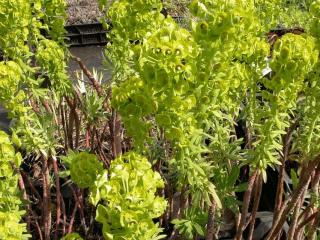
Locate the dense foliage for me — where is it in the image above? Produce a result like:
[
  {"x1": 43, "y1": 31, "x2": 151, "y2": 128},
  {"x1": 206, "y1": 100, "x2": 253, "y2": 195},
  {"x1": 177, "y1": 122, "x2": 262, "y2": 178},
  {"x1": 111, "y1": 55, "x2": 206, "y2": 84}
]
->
[
  {"x1": 103, "y1": 0, "x2": 320, "y2": 239},
  {"x1": 0, "y1": 131, "x2": 29, "y2": 239},
  {"x1": 92, "y1": 152, "x2": 167, "y2": 240},
  {"x1": 0, "y1": 0, "x2": 320, "y2": 239}
]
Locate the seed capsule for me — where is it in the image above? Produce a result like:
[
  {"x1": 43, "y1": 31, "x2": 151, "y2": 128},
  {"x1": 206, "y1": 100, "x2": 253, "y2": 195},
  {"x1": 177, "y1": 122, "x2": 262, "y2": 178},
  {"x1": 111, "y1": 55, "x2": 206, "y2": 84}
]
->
[
  {"x1": 175, "y1": 65, "x2": 183, "y2": 72},
  {"x1": 175, "y1": 49, "x2": 181, "y2": 56},
  {"x1": 165, "y1": 49, "x2": 172, "y2": 55},
  {"x1": 200, "y1": 22, "x2": 208, "y2": 31},
  {"x1": 155, "y1": 48, "x2": 162, "y2": 54}
]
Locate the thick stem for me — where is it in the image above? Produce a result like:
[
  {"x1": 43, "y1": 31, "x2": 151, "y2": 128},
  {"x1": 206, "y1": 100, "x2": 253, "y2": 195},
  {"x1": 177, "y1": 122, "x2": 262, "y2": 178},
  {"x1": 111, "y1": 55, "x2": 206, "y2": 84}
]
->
[
  {"x1": 235, "y1": 169, "x2": 258, "y2": 240},
  {"x1": 85, "y1": 125, "x2": 90, "y2": 148},
  {"x1": 205, "y1": 201, "x2": 217, "y2": 240},
  {"x1": 60, "y1": 103, "x2": 68, "y2": 151},
  {"x1": 95, "y1": 129, "x2": 110, "y2": 168},
  {"x1": 29, "y1": 97, "x2": 41, "y2": 114},
  {"x1": 61, "y1": 192, "x2": 67, "y2": 236},
  {"x1": 41, "y1": 99, "x2": 52, "y2": 114},
  {"x1": 72, "y1": 56, "x2": 104, "y2": 97},
  {"x1": 65, "y1": 97, "x2": 76, "y2": 150},
  {"x1": 306, "y1": 163, "x2": 320, "y2": 239},
  {"x1": 52, "y1": 157, "x2": 61, "y2": 240},
  {"x1": 297, "y1": 210, "x2": 319, "y2": 231},
  {"x1": 20, "y1": 170, "x2": 42, "y2": 203},
  {"x1": 42, "y1": 155, "x2": 52, "y2": 240},
  {"x1": 109, "y1": 110, "x2": 122, "y2": 158},
  {"x1": 68, "y1": 109, "x2": 74, "y2": 149},
  {"x1": 266, "y1": 159, "x2": 318, "y2": 240},
  {"x1": 274, "y1": 122, "x2": 296, "y2": 220},
  {"x1": 67, "y1": 204, "x2": 77, "y2": 234},
  {"x1": 307, "y1": 212, "x2": 319, "y2": 240},
  {"x1": 74, "y1": 109, "x2": 80, "y2": 149},
  {"x1": 287, "y1": 191, "x2": 304, "y2": 240},
  {"x1": 18, "y1": 175, "x2": 31, "y2": 231},
  {"x1": 77, "y1": 189, "x2": 88, "y2": 235},
  {"x1": 247, "y1": 174, "x2": 263, "y2": 240},
  {"x1": 90, "y1": 125, "x2": 96, "y2": 150},
  {"x1": 33, "y1": 214, "x2": 44, "y2": 240}
]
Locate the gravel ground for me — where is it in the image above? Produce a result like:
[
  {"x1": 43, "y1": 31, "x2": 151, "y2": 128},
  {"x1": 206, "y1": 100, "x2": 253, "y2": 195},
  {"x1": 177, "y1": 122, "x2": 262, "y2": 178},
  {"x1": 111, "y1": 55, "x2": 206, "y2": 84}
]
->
[
  {"x1": 66, "y1": 0, "x2": 104, "y2": 25},
  {"x1": 65, "y1": 0, "x2": 189, "y2": 25}
]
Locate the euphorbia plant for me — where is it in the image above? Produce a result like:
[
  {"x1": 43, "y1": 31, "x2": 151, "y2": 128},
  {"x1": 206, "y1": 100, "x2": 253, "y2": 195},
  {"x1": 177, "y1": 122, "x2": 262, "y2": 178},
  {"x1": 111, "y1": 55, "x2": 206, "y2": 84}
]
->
[
  {"x1": 0, "y1": 0, "x2": 320, "y2": 239},
  {"x1": 63, "y1": 151, "x2": 167, "y2": 240},
  {"x1": 101, "y1": 0, "x2": 320, "y2": 239},
  {"x1": 0, "y1": 131, "x2": 29, "y2": 239}
]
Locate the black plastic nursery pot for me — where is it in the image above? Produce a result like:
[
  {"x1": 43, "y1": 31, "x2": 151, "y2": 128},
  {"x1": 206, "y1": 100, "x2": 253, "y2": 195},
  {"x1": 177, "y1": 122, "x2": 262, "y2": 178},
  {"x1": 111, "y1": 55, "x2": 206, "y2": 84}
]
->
[
  {"x1": 64, "y1": 16, "x2": 185, "y2": 47},
  {"x1": 65, "y1": 23, "x2": 109, "y2": 47}
]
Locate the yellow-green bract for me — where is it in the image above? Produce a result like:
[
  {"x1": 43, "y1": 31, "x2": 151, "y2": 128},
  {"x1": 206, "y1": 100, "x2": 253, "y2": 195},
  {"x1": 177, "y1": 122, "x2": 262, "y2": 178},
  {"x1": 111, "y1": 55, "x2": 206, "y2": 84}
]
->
[
  {"x1": 65, "y1": 151, "x2": 167, "y2": 240},
  {"x1": 0, "y1": 131, "x2": 29, "y2": 240}
]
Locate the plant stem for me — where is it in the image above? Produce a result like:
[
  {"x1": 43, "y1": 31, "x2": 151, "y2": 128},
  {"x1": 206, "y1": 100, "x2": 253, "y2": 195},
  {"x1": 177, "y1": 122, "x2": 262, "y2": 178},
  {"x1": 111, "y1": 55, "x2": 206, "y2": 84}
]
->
[
  {"x1": 266, "y1": 158, "x2": 319, "y2": 240},
  {"x1": 248, "y1": 174, "x2": 263, "y2": 240},
  {"x1": 274, "y1": 121, "x2": 297, "y2": 220},
  {"x1": 109, "y1": 110, "x2": 122, "y2": 158},
  {"x1": 306, "y1": 211, "x2": 319, "y2": 240},
  {"x1": 306, "y1": 162, "x2": 320, "y2": 240},
  {"x1": 72, "y1": 56, "x2": 104, "y2": 97},
  {"x1": 205, "y1": 201, "x2": 217, "y2": 240},
  {"x1": 52, "y1": 156, "x2": 61, "y2": 240},
  {"x1": 287, "y1": 190, "x2": 304, "y2": 240},
  {"x1": 42, "y1": 154, "x2": 51, "y2": 240},
  {"x1": 297, "y1": 210, "x2": 319, "y2": 231},
  {"x1": 18, "y1": 175, "x2": 31, "y2": 231},
  {"x1": 235, "y1": 169, "x2": 258, "y2": 240}
]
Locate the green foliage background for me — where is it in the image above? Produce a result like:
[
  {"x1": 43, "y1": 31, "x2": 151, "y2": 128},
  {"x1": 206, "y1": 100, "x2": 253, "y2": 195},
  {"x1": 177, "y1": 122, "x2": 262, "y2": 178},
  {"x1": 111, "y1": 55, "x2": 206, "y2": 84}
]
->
[{"x1": 0, "y1": 0, "x2": 320, "y2": 239}]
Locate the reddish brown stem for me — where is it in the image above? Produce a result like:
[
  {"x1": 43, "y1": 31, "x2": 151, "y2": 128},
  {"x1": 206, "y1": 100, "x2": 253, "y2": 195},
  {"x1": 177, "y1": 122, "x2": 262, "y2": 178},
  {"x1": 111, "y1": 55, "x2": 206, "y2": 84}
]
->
[
  {"x1": 235, "y1": 169, "x2": 258, "y2": 240},
  {"x1": 100, "y1": 119, "x2": 110, "y2": 144},
  {"x1": 95, "y1": 129, "x2": 110, "y2": 167},
  {"x1": 69, "y1": 186, "x2": 87, "y2": 234},
  {"x1": 60, "y1": 103, "x2": 68, "y2": 151},
  {"x1": 42, "y1": 155, "x2": 52, "y2": 240},
  {"x1": 90, "y1": 125, "x2": 96, "y2": 150},
  {"x1": 77, "y1": 189, "x2": 88, "y2": 235},
  {"x1": 74, "y1": 109, "x2": 81, "y2": 148},
  {"x1": 29, "y1": 98, "x2": 41, "y2": 114},
  {"x1": 297, "y1": 210, "x2": 319, "y2": 231},
  {"x1": 52, "y1": 157, "x2": 61, "y2": 240},
  {"x1": 287, "y1": 190, "x2": 305, "y2": 240},
  {"x1": 65, "y1": 98, "x2": 75, "y2": 149},
  {"x1": 61, "y1": 191, "x2": 67, "y2": 236},
  {"x1": 33, "y1": 214, "x2": 44, "y2": 240},
  {"x1": 20, "y1": 170, "x2": 42, "y2": 204},
  {"x1": 85, "y1": 125, "x2": 91, "y2": 148},
  {"x1": 266, "y1": 159, "x2": 318, "y2": 240},
  {"x1": 18, "y1": 175, "x2": 31, "y2": 231},
  {"x1": 274, "y1": 121, "x2": 297, "y2": 221},
  {"x1": 109, "y1": 110, "x2": 122, "y2": 158},
  {"x1": 307, "y1": 211, "x2": 319, "y2": 240},
  {"x1": 306, "y1": 163, "x2": 320, "y2": 239},
  {"x1": 41, "y1": 99, "x2": 52, "y2": 114},
  {"x1": 67, "y1": 204, "x2": 78, "y2": 234},
  {"x1": 28, "y1": 208, "x2": 43, "y2": 240},
  {"x1": 68, "y1": 110, "x2": 74, "y2": 149},
  {"x1": 72, "y1": 56, "x2": 104, "y2": 97},
  {"x1": 248, "y1": 174, "x2": 263, "y2": 240},
  {"x1": 205, "y1": 201, "x2": 217, "y2": 240}
]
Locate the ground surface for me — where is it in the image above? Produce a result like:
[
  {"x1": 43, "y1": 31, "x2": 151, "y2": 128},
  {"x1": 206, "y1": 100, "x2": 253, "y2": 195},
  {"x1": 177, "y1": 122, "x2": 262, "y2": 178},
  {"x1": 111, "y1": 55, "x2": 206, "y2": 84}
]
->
[
  {"x1": 66, "y1": 0, "x2": 104, "y2": 25},
  {"x1": 69, "y1": 45, "x2": 112, "y2": 82}
]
